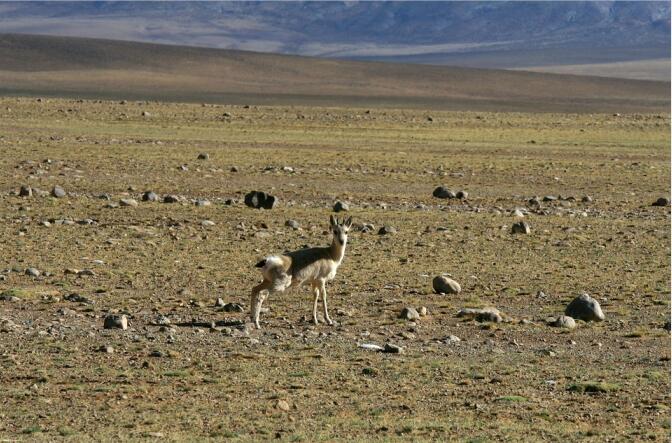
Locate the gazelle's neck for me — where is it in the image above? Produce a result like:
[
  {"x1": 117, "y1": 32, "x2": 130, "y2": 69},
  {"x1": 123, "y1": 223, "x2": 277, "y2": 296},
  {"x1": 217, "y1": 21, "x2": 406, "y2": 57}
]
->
[{"x1": 330, "y1": 236, "x2": 346, "y2": 263}]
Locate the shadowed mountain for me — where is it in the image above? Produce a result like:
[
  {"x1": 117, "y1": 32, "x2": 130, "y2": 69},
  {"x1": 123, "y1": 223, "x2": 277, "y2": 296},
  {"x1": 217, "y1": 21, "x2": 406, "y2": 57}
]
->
[{"x1": 0, "y1": 34, "x2": 667, "y2": 113}]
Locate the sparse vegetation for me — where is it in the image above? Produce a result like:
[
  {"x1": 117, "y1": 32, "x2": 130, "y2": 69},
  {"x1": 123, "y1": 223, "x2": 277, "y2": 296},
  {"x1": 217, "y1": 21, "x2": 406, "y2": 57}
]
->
[{"x1": 0, "y1": 97, "x2": 668, "y2": 441}]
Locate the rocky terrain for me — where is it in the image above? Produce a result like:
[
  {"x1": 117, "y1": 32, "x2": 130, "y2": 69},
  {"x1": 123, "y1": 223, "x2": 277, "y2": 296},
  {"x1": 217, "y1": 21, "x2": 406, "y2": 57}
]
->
[{"x1": 0, "y1": 97, "x2": 669, "y2": 441}]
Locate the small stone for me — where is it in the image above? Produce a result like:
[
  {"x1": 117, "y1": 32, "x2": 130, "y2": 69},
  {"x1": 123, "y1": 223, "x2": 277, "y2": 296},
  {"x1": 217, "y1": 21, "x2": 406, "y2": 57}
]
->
[
  {"x1": 418, "y1": 306, "x2": 428, "y2": 316},
  {"x1": 195, "y1": 199, "x2": 211, "y2": 207},
  {"x1": 285, "y1": 219, "x2": 300, "y2": 229},
  {"x1": 154, "y1": 315, "x2": 171, "y2": 326},
  {"x1": 99, "y1": 345, "x2": 114, "y2": 354},
  {"x1": 201, "y1": 220, "x2": 215, "y2": 227},
  {"x1": 333, "y1": 201, "x2": 349, "y2": 212},
  {"x1": 142, "y1": 191, "x2": 159, "y2": 202},
  {"x1": 652, "y1": 197, "x2": 669, "y2": 207},
  {"x1": 358, "y1": 343, "x2": 384, "y2": 352},
  {"x1": 455, "y1": 190, "x2": 468, "y2": 199},
  {"x1": 163, "y1": 195, "x2": 179, "y2": 203},
  {"x1": 276, "y1": 399, "x2": 291, "y2": 411},
  {"x1": 581, "y1": 196, "x2": 593, "y2": 203},
  {"x1": 51, "y1": 186, "x2": 66, "y2": 198},
  {"x1": 197, "y1": 153, "x2": 210, "y2": 160},
  {"x1": 230, "y1": 166, "x2": 239, "y2": 172},
  {"x1": 664, "y1": 320, "x2": 671, "y2": 332},
  {"x1": 25, "y1": 268, "x2": 40, "y2": 277},
  {"x1": 104, "y1": 314, "x2": 128, "y2": 330},
  {"x1": 178, "y1": 165, "x2": 188, "y2": 171},
  {"x1": 475, "y1": 311, "x2": 502, "y2": 323},
  {"x1": 444, "y1": 335, "x2": 461, "y2": 344},
  {"x1": 457, "y1": 307, "x2": 502, "y2": 323},
  {"x1": 399, "y1": 307, "x2": 420, "y2": 321},
  {"x1": 550, "y1": 315, "x2": 576, "y2": 329},
  {"x1": 511, "y1": 221, "x2": 531, "y2": 234},
  {"x1": 215, "y1": 298, "x2": 226, "y2": 308},
  {"x1": 432, "y1": 276, "x2": 461, "y2": 294},
  {"x1": 433, "y1": 186, "x2": 455, "y2": 199},
  {"x1": 119, "y1": 198, "x2": 138, "y2": 207},
  {"x1": 378, "y1": 226, "x2": 396, "y2": 235},
  {"x1": 512, "y1": 209, "x2": 525, "y2": 217},
  {"x1": 528, "y1": 197, "x2": 541, "y2": 206},
  {"x1": 383, "y1": 343, "x2": 404, "y2": 354},
  {"x1": 543, "y1": 195, "x2": 557, "y2": 202},
  {"x1": 19, "y1": 185, "x2": 32, "y2": 197},
  {"x1": 565, "y1": 293, "x2": 605, "y2": 322},
  {"x1": 141, "y1": 111, "x2": 151, "y2": 117},
  {"x1": 64, "y1": 293, "x2": 90, "y2": 303}
]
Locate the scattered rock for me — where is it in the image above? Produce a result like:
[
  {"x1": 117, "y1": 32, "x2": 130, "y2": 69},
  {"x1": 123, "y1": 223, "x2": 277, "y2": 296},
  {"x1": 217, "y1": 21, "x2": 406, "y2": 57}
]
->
[
  {"x1": 550, "y1": 315, "x2": 576, "y2": 329},
  {"x1": 652, "y1": 197, "x2": 669, "y2": 207},
  {"x1": 383, "y1": 343, "x2": 404, "y2": 354},
  {"x1": 444, "y1": 335, "x2": 461, "y2": 344},
  {"x1": 581, "y1": 196, "x2": 593, "y2": 203},
  {"x1": 25, "y1": 268, "x2": 40, "y2": 277},
  {"x1": 19, "y1": 185, "x2": 32, "y2": 197},
  {"x1": 455, "y1": 190, "x2": 468, "y2": 199},
  {"x1": 358, "y1": 343, "x2": 384, "y2": 352},
  {"x1": 565, "y1": 293, "x2": 605, "y2": 322},
  {"x1": 528, "y1": 197, "x2": 541, "y2": 206},
  {"x1": 141, "y1": 111, "x2": 151, "y2": 117},
  {"x1": 197, "y1": 153, "x2": 210, "y2": 160},
  {"x1": 51, "y1": 186, "x2": 66, "y2": 198},
  {"x1": 244, "y1": 191, "x2": 278, "y2": 209},
  {"x1": 543, "y1": 195, "x2": 557, "y2": 202},
  {"x1": 201, "y1": 220, "x2": 215, "y2": 227},
  {"x1": 664, "y1": 320, "x2": 671, "y2": 332},
  {"x1": 333, "y1": 201, "x2": 349, "y2": 212},
  {"x1": 163, "y1": 195, "x2": 180, "y2": 203},
  {"x1": 432, "y1": 276, "x2": 461, "y2": 294},
  {"x1": 230, "y1": 166, "x2": 239, "y2": 172},
  {"x1": 457, "y1": 307, "x2": 502, "y2": 323},
  {"x1": 418, "y1": 306, "x2": 428, "y2": 316},
  {"x1": 64, "y1": 293, "x2": 90, "y2": 303},
  {"x1": 142, "y1": 191, "x2": 159, "y2": 202},
  {"x1": 104, "y1": 314, "x2": 128, "y2": 330},
  {"x1": 285, "y1": 219, "x2": 300, "y2": 229},
  {"x1": 119, "y1": 198, "x2": 138, "y2": 207},
  {"x1": 378, "y1": 226, "x2": 396, "y2": 235},
  {"x1": 215, "y1": 298, "x2": 225, "y2": 308},
  {"x1": 195, "y1": 199, "x2": 211, "y2": 207},
  {"x1": 511, "y1": 221, "x2": 531, "y2": 234},
  {"x1": 276, "y1": 399, "x2": 291, "y2": 411},
  {"x1": 399, "y1": 307, "x2": 420, "y2": 321},
  {"x1": 222, "y1": 303, "x2": 244, "y2": 313},
  {"x1": 433, "y1": 186, "x2": 455, "y2": 199},
  {"x1": 99, "y1": 345, "x2": 114, "y2": 354},
  {"x1": 512, "y1": 209, "x2": 525, "y2": 217}
]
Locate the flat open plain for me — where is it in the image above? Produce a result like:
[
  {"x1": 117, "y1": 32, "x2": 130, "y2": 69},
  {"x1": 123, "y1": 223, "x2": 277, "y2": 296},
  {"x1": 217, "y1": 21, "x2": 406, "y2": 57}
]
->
[{"x1": 0, "y1": 97, "x2": 669, "y2": 441}]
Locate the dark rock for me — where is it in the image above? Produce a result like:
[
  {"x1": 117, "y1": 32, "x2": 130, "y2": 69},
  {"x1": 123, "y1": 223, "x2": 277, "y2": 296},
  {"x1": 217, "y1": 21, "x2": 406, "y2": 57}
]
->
[
  {"x1": 383, "y1": 343, "x2": 404, "y2": 354},
  {"x1": 511, "y1": 221, "x2": 531, "y2": 234},
  {"x1": 285, "y1": 220, "x2": 300, "y2": 229},
  {"x1": 222, "y1": 303, "x2": 244, "y2": 313},
  {"x1": 378, "y1": 226, "x2": 396, "y2": 235},
  {"x1": 197, "y1": 153, "x2": 210, "y2": 160},
  {"x1": 104, "y1": 314, "x2": 128, "y2": 330},
  {"x1": 142, "y1": 191, "x2": 159, "y2": 202},
  {"x1": 25, "y1": 268, "x2": 40, "y2": 277},
  {"x1": 456, "y1": 190, "x2": 469, "y2": 199},
  {"x1": 433, "y1": 186, "x2": 455, "y2": 199},
  {"x1": 565, "y1": 293, "x2": 605, "y2": 322},
  {"x1": 244, "y1": 191, "x2": 278, "y2": 209},
  {"x1": 333, "y1": 201, "x2": 349, "y2": 212},
  {"x1": 652, "y1": 197, "x2": 669, "y2": 207},
  {"x1": 19, "y1": 185, "x2": 32, "y2": 197},
  {"x1": 550, "y1": 315, "x2": 576, "y2": 329},
  {"x1": 163, "y1": 195, "x2": 180, "y2": 203}
]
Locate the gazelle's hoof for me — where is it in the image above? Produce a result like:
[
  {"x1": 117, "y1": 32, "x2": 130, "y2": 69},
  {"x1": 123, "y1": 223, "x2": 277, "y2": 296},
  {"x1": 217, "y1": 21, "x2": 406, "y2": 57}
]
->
[{"x1": 325, "y1": 318, "x2": 334, "y2": 326}]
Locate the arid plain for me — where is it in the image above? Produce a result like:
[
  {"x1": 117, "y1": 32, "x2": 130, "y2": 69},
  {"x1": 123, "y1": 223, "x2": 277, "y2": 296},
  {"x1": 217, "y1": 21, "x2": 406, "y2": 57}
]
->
[{"x1": 0, "y1": 97, "x2": 669, "y2": 441}]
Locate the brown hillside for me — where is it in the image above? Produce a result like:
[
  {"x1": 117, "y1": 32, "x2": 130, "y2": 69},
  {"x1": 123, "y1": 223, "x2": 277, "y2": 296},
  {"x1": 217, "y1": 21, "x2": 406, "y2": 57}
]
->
[{"x1": 0, "y1": 34, "x2": 668, "y2": 112}]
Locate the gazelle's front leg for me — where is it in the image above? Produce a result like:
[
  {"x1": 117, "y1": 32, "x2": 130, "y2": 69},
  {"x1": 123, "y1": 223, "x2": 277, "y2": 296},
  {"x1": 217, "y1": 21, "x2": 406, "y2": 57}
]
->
[
  {"x1": 312, "y1": 284, "x2": 320, "y2": 325},
  {"x1": 251, "y1": 280, "x2": 271, "y2": 329},
  {"x1": 320, "y1": 280, "x2": 333, "y2": 325}
]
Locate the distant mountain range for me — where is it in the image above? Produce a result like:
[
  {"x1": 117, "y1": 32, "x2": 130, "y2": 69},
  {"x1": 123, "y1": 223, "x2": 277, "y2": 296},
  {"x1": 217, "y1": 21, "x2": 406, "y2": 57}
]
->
[{"x1": 0, "y1": 1, "x2": 669, "y2": 59}]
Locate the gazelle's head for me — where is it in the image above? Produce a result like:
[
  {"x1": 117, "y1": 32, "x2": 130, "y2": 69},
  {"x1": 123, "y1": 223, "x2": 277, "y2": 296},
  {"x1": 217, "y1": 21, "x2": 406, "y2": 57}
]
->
[{"x1": 330, "y1": 215, "x2": 352, "y2": 246}]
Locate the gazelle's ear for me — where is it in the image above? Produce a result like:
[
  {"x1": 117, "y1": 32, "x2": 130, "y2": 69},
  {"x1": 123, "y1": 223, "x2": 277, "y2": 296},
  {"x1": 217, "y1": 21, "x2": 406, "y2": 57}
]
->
[
  {"x1": 330, "y1": 215, "x2": 337, "y2": 227},
  {"x1": 345, "y1": 216, "x2": 353, "y2": 229}
]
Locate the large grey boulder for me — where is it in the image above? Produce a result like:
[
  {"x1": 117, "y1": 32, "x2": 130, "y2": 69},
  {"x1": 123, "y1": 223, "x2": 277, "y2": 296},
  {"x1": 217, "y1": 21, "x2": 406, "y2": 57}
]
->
[{"x1": 565, "y1": 293, "x2": 605, "y2": 322}]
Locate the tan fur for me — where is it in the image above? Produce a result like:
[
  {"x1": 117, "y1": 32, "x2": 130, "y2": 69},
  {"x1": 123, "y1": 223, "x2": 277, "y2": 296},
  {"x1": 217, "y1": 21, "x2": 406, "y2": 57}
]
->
[{"x1": 251, "y1": 216, "x2": 352, "y2": 328}]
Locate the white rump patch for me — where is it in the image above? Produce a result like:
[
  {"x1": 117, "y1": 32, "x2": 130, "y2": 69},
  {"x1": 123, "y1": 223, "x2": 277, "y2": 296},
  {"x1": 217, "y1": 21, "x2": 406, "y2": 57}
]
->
[{"x1": 262, "y1": 255, "x2": 292, "y2": 292}]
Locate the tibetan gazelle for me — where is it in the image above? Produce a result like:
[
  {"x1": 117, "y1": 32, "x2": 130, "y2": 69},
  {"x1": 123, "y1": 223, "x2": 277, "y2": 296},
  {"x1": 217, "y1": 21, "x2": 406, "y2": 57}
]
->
[{"x1": 250, "y1": 215, "x2": 352, "y2": 329}]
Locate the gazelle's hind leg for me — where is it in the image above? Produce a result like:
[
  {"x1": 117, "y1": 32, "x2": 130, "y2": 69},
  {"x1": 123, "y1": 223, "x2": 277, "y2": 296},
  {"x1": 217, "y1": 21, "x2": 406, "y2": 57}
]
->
[
  {"x1": 312, "y1": 283, "x2": 320, "y2": 325},
  {"x1": 251, "y1": 280, "x2": 271, "y2": 329},
  {"x1": 320, "y1": 280, "x2": 333, "y2": 325}
]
